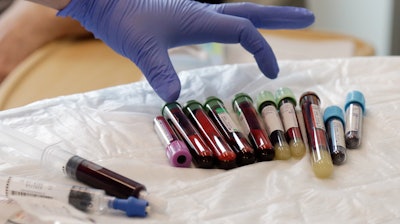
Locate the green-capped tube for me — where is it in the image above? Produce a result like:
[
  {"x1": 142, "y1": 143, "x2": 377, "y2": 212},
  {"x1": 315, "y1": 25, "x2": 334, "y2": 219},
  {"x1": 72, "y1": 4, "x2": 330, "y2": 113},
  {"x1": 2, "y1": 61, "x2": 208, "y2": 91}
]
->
[
  {"x1": 204, "y1": 96, "x2": 255, "y2": 166},
  {"x1": 275, "y1": 87, "x2": 306, "y2": 159},
  {"x1": 232, "y1": 93, "x2": 275, "y2": 161},
  {"x1": 256, "y1": 91, "x2": 291, "y2": 160}
]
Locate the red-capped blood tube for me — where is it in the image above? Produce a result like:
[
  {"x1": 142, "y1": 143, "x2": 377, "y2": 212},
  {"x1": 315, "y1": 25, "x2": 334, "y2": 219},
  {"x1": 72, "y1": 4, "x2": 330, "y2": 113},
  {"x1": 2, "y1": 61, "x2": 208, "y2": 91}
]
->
[
  {"x1": 162, "y1": 102, "x2": 214, "y2": 168},
  {"x1": 275, "y1": 87, "x2": 306, "y2": 159},
  {"x1": 232, "y1": 93, "x2": 275, "y2": 161},
  {"x1": 183, "y1": 100, "x2": 237, "y2": 170},
  {"x1": 256, "y1": 90, "x2": 291, "y2": 160},
  {"x1": 300, "y1": 91, "x2": 333, "y2": 178},
  {"x1": 204, "y1": 96, "x2": 255, "y2": 166},
  {"x1": 153, "y1": 116, "x2": 192, "y2": 168}
]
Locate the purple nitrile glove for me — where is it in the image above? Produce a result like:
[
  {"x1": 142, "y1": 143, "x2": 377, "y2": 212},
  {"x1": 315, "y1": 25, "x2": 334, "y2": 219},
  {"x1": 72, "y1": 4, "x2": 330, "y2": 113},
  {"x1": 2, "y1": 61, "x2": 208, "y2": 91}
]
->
[{"x1": 58, "y1": 0, "x2": 314, "y2": 102}]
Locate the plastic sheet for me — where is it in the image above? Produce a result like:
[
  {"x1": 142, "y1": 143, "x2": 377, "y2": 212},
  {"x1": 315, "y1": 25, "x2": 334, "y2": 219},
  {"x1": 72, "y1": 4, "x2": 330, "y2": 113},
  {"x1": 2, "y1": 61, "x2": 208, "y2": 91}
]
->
[{"x1": 0, "y1": 56, "x2": 400, "y2": 223}]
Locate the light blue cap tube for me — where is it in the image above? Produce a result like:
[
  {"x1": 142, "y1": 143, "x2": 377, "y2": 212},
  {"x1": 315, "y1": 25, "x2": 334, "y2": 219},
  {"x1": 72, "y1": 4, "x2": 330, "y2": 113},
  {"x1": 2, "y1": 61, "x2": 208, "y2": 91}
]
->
[
  {"x1": 323, "y1": 105, "x2": 345, "y2": 125},
  {"x1": 344, "y1": 90, "x2": 365, "y2": 113}
]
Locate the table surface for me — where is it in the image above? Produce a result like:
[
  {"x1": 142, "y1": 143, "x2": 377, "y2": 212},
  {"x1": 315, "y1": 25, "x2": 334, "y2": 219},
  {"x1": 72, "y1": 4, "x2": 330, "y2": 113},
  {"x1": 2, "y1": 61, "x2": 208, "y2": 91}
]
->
[{"x1": 0, "y1": 56, "x2": 399, "y2": 224}]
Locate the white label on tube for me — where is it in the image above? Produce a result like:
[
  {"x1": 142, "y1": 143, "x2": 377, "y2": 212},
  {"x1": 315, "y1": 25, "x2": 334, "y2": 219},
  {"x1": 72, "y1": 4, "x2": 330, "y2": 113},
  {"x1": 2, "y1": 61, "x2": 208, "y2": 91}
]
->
[
  {"x1": 311, "y1": 104, "x2": 325, "y2": 131},
  {"x1": 237, "y1": 110, "x2": 250, "y2": 135},
  {"x1": 261, "y1": 105, "x2": 284, "y2": 134},
  {"x1": 346, "y1": 104, "x2": 361, "y2": 132},
  {"x1": 332, "y1": 119, "x2": 346, "y2": 147},
  {"x1": 154, "y1": 117, "x2": 174, "y2": 145},
  {"x1": 1, "y1": 176, "x2": 70, "y2": 203},
  {"x1": 279, "y1": 103, "x2": 298, "y2": 131},
  {"x1": 215, "y1": 108, "x2": 239, "y2": 133},
  {"x1": 13, "y1": 197, "x2": 93, "y2": 224}
]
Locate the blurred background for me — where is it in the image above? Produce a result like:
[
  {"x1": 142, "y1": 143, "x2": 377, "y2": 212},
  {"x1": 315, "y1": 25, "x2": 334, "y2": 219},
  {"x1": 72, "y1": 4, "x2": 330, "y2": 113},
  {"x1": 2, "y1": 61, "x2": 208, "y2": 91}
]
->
[
  {"x1": 305, "y1": 0, "x2": 399, "y2": 56},
  {"x1": 226, "y1": 0, "x2": 399, "y2": 56}
]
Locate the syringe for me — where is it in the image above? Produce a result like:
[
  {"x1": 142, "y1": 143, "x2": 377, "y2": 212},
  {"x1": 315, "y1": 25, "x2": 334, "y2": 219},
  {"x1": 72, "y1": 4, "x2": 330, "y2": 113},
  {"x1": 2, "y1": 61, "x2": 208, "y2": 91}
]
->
[
  {"x1": 0, "y1": 175, "x2": 149, "y2": 217},
  {"x1": 0, "y1": 123, "x2": 166, "y2": 213}
]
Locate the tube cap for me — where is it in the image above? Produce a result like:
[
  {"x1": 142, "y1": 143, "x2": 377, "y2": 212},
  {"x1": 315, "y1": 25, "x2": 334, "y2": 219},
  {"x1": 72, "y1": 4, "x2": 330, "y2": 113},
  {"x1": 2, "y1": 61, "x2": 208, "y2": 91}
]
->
[
  {"x1": 275, "y1": 87, "x2": 297, "y2": 106},
  {"x1": 204, "y1": 96, "x2": 223, "y2": 107},
  {"x1": 232, "y1": 93, "x2": 253, "y2": 112},
  {"x1": 161, "y1": 102, "x2": 182, "y2": 117},
  {"x1": 299, "y1": 91, "x2": 320, "y2": 105},
  {"x1": 184, "y1": 100, "x2": 203, "y2": 110},
  {"x1": 323, "y1": 105, "x2": 345, "y2": 125},
  {"x1": 204, "y1": 96, "x2": 224, "y2": 113},
  {"x1": 255, "y1": 90, "x2": 276, "y2": 113},
  {"x1": 167, "y1": 140, "x2": 192, "y2": 167},
  {"x1": 112, "y1": 197, "x2": 149, "y2": 217},
  {"x1": 344, "y1": 90, "x2": 365, "y2": 113}
]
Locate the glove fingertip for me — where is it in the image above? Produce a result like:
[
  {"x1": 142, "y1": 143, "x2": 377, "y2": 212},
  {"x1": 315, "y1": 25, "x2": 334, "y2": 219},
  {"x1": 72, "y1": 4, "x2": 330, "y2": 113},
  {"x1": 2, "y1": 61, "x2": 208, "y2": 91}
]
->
[
  {"x1": 261, "y1": 63, "x2": 279, "y2": 79},
  {"x1": 154, "y1": 78, "x2": 181, "y2": 103},
  {"x1": 254, "y1": 51, "x2": 279, "y2": 79},
  {"x1": 296, "y1": 8, "x2": 315, "y2": 27}
]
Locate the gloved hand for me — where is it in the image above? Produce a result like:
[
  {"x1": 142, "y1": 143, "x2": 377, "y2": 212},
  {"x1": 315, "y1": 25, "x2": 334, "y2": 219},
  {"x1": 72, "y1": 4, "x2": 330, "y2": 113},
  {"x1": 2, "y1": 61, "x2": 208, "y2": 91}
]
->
[{"x1": 58, "y1": 0, "x2": 314, "y2": 102}]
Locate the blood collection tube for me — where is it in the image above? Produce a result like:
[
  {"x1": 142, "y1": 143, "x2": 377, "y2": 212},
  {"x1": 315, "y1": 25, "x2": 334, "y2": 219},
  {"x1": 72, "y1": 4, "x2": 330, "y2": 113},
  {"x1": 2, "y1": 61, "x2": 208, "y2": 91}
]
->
[
  {"x1": 232, "y1": 93, "x2": 275, "y2": 161},
  {"x1": 204, "y1": 96, "x2": 255, "y2": 166},
  {"x1": 275, "y1": 87, "x2": 306, "y2": 159},
  {"x1": 300, "y1": 91, "x2": 333, "y2": 178},
  {"x1": 256, "y1": 91, "x2": 291, "y2": 160},
  {"x1": 153, "y1": 116, "x2": 192, "y2": 167},
  {"x1": 183, "y1": 100, "x2": 237, "y2": 170},
  {"x1": 161, "y1": 102, "x2": 214, "y2": 168},
  {"x1": 0, "y1": 175, "x2": 149, "y2": 217},
  {"x1": 323, "y1": 105, "x2": 347, "y2": 165},
  {"x1": 344, "y1": 90, "x2": 366, "y2": 149},
  {"x1": 40, "y1": 144, "x2": 165, "y2": 213}
]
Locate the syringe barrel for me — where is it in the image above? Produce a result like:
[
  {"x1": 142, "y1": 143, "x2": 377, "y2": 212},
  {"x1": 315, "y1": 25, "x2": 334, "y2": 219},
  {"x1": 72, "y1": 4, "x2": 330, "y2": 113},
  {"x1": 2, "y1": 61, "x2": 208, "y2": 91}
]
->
[
  {"x1": 0, "y1": 175, "x2": 106, "y2": 214},
  {"x1": 42, "y1": 144, "x2": 146, "y2": 199},
  {"x1": 66, "y1": 155, "x2": 146, "y2": 199},
  {"x1": 41, "y1": 142, "x2": 75, "y2": 175}
]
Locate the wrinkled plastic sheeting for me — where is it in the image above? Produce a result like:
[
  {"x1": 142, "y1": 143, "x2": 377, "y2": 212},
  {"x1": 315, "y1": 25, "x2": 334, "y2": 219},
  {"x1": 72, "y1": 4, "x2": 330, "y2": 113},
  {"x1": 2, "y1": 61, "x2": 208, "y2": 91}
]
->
[{"x1": 0, "y1": 57, "x2": 400, "y2": 223}]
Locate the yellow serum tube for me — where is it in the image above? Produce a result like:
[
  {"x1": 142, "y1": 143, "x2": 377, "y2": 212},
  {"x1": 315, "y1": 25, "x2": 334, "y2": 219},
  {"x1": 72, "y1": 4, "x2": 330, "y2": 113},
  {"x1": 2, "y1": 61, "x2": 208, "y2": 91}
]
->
[
  {"x1": 300, "y1": 92, "x2": 333, "y2": 178},
  {"x1": 275, "y1": 87, "x2": 306, "y2": 159}
]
